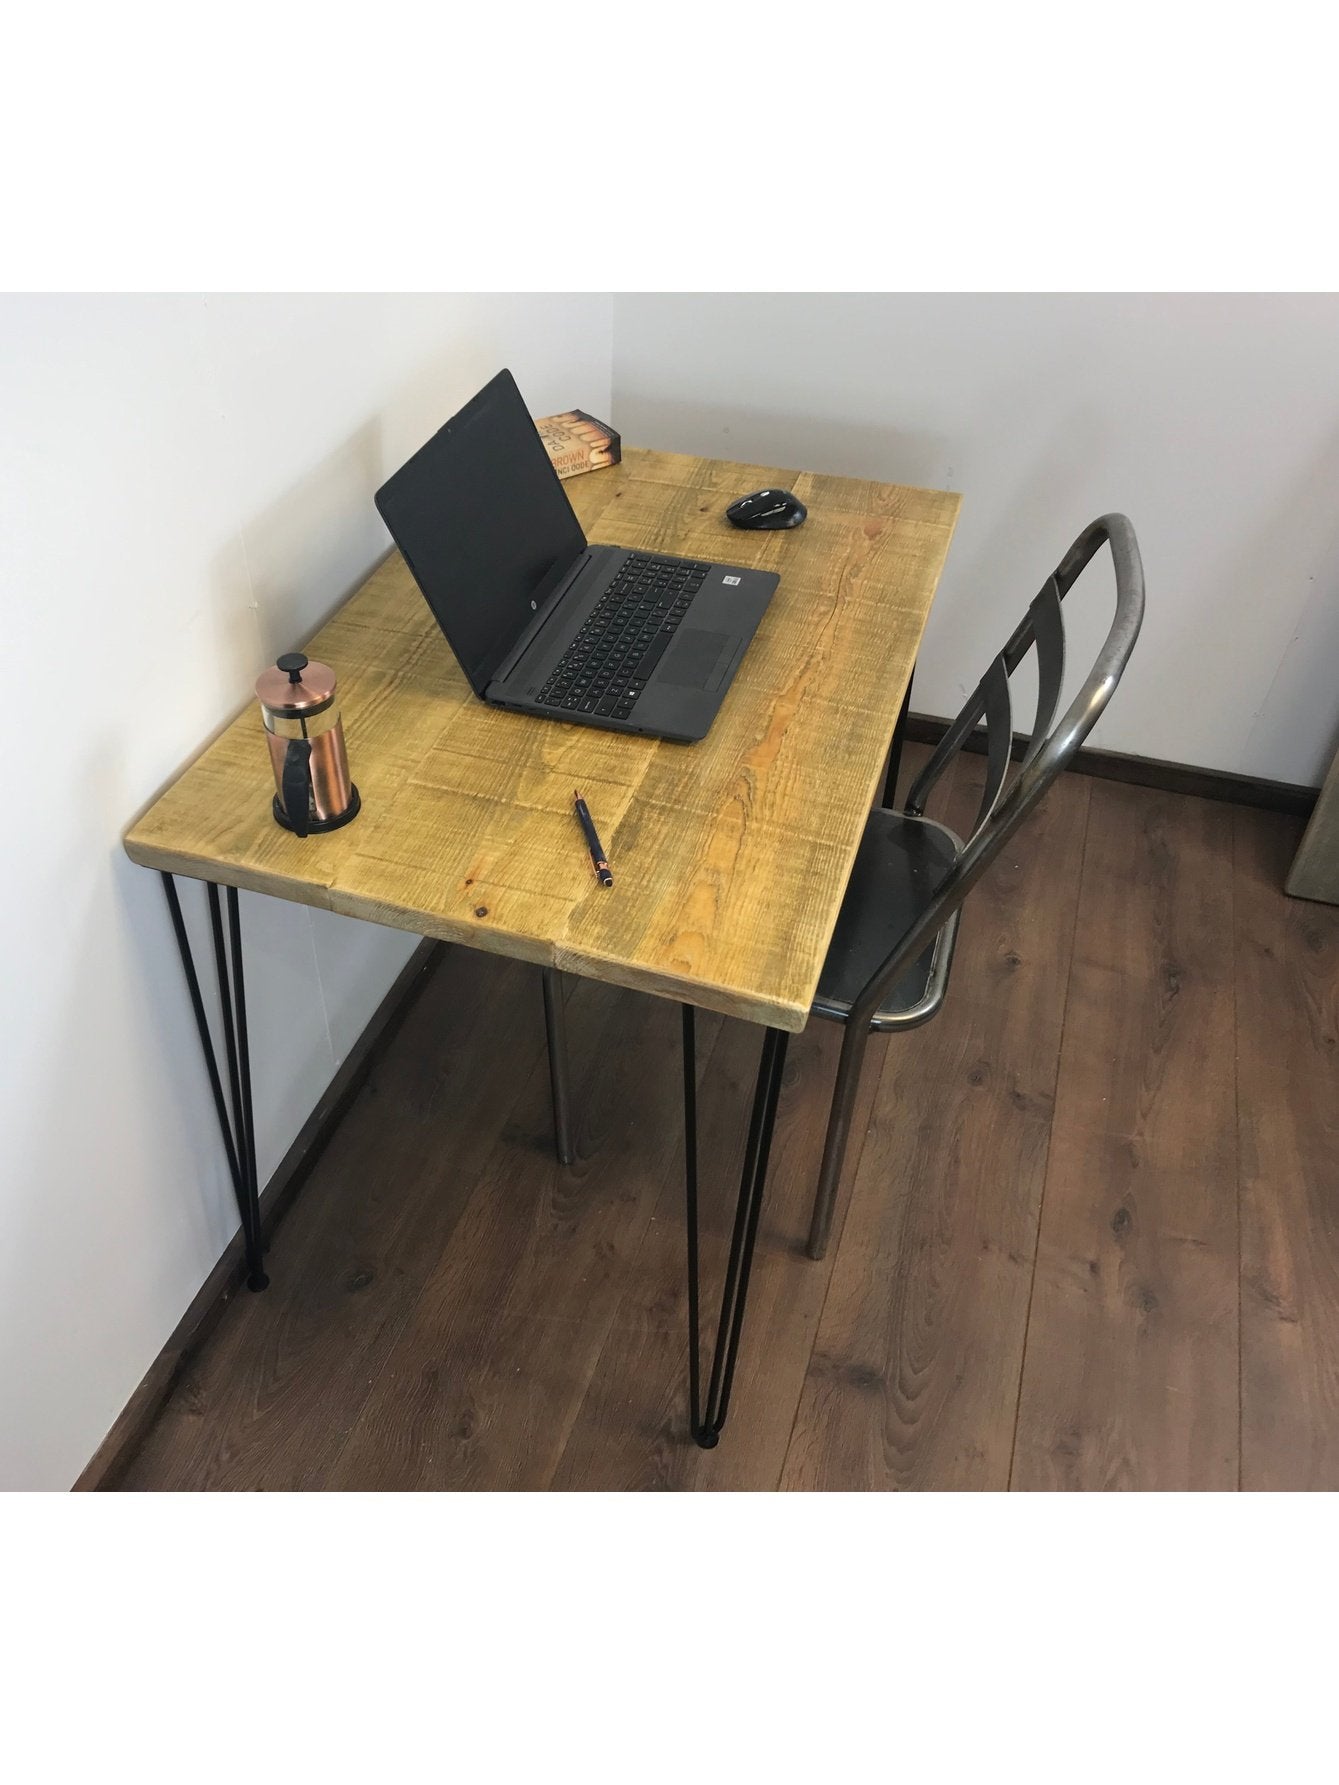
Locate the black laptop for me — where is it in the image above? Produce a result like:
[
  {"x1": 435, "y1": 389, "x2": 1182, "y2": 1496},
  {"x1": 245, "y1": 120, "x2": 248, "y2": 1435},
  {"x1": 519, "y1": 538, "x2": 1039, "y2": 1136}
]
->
[{"x1": 374, "y1": 369, "x2": 779, "y2": 743}]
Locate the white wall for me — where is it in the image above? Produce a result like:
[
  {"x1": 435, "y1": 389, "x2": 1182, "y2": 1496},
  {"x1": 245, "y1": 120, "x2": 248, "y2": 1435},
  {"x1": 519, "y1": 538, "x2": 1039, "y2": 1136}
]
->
[
  {"x1": 0, "y1": 294, "x2": 613, "y2": 1489},
  {"x1": 611, "y1": 294, "x2": 1339, "y2": 786}
]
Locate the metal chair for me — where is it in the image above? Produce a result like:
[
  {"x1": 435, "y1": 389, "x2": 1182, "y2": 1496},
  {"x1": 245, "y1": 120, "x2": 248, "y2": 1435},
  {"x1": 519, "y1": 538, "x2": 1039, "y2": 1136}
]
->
[{"x1": 803, "y1": 514, "x2": 1146, "y2": 1260}]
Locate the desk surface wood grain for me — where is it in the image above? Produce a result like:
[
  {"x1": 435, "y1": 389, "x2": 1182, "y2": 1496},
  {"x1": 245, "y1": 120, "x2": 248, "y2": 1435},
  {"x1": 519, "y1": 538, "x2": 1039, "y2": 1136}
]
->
[{"x1": 124, "y1": 449, "x2": 959, "y2": 1030}]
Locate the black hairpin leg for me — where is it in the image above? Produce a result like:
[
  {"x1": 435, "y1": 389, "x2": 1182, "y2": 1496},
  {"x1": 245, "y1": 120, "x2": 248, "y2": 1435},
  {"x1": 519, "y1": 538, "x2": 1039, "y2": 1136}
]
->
[
  {"x1": 541, "y1": 968, "x2": 574, "y2": 1166},
  {"x1": 882, "y1": 662, "x2": 916, "y2": 809},
  {"x1": 682, "y1": 1006, "x2": 789, "y2": 1448},
  {"x1": 161, "y1": 873, "x2": 269, "y2": 1291}
]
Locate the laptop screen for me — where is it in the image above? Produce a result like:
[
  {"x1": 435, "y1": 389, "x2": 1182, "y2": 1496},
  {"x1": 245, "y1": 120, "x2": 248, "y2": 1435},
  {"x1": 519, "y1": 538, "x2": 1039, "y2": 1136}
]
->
[{"x1": 374, "y1": 369, "x2": 587, "y2": 695}]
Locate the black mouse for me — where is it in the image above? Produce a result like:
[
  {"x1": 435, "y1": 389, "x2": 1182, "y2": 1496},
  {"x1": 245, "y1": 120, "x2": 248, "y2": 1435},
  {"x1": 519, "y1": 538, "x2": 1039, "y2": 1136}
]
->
[{"x1": 726, "y1": 488, "x2": 807, "y2": 530}]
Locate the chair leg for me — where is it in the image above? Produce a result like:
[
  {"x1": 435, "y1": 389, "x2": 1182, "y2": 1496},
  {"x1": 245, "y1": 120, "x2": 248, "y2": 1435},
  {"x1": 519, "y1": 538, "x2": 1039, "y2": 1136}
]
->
[
  {"x1": 541, "y1": 968, "x2": 573, "y2": 1166},
  {"x1": 806, "y1": 1022, "x2": 873, "y2": 1261}
]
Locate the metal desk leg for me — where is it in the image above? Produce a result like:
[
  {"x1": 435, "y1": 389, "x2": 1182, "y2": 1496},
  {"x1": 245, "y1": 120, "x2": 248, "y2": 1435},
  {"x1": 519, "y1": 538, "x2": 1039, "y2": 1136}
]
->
[
  {"x1": 160, "y1": 873, "x2": 269, "y2": 1291},
  {"x1": 540, "y1": 968, "x2": 574, "y2": 1167},
  {"x1": 881, "y1": 662, "x2": 916, "y2": 809},
  {"x1": 681, "y1": 1006, "x2": 789, "y2": 1448}
]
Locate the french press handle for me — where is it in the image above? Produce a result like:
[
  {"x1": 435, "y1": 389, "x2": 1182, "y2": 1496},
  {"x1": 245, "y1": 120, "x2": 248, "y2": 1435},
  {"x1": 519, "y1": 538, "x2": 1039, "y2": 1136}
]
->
[{"x1": 282, "y1": 737, "x2": 313, "y2": 838}]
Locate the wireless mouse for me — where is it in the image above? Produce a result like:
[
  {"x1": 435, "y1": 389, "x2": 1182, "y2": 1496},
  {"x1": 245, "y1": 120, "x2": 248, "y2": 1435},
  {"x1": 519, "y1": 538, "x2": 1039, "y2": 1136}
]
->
[{"x1": 726, "y1": 488, "x2": 807, "y2": 530}]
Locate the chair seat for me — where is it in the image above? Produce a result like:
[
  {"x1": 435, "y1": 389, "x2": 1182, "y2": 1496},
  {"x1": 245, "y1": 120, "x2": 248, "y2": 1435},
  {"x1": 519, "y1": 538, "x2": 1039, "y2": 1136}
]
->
[{"x1": 812, "y1": 809, "x2": 963, "y2": 1031}]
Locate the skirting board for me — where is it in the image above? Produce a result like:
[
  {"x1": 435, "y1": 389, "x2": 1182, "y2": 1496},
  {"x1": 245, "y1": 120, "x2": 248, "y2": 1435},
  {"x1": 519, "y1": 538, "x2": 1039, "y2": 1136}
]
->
[
  {"x1": 901, "y1": 715, "x2": 1321, "y2": 819},
  {"x1": 73, "y1": 937, "x2": 447, "y2": 1491},
  {"x1": 73, "y1": 725, "x2": 1318, "y2": 1489}
]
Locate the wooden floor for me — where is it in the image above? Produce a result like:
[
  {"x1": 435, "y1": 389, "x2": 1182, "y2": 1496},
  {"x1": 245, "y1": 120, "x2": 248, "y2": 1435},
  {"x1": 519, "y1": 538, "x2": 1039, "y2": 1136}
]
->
[{"x1": 116, "y1": 749, "x2": 1339, "y2": 1490}]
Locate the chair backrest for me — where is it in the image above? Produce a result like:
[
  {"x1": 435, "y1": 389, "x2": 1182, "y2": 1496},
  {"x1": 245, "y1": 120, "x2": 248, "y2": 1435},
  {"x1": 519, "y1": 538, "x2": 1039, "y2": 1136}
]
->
[{"x1": 849, "y1": 513, "x2": 1145, "y2": 1031}]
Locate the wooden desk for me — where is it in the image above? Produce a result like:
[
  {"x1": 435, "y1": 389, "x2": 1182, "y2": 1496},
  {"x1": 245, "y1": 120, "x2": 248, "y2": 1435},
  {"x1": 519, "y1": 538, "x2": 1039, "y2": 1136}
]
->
[
  {"x1": 126, "y1": 450, "x2": 959, "y2": 1031},
  {"x1": 125, "y1": 447, "x2": 959, "y2": 1446}
]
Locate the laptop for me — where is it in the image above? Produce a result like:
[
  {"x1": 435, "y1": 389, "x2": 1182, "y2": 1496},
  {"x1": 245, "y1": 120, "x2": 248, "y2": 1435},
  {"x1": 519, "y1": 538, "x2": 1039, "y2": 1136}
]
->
[{"x1": 374, "y1": 369, "x2": 779, "y2": 743}]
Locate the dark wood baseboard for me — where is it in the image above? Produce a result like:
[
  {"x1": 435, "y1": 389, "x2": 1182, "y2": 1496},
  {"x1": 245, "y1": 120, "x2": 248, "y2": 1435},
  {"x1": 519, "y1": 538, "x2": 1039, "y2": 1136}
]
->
[
  {"x1": 903, "y1": 715, "x2": 1320, "y2": 819},
  {"x1": 74, "y1": 938, "x2": 447, "y2": 1492}
]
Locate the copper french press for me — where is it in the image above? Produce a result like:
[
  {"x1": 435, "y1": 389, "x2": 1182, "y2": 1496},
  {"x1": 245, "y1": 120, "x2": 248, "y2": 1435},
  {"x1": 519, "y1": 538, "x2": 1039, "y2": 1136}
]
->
[{"x1": 255, "y1": 652, "x2": 360, "y2": 836}]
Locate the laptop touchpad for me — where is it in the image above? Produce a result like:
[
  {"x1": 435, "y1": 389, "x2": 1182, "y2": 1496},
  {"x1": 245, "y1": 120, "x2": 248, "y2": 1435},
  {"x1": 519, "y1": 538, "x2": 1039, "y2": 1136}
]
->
[{"x1": 659, "y1": 630, "x2": 735, "y2": 691}]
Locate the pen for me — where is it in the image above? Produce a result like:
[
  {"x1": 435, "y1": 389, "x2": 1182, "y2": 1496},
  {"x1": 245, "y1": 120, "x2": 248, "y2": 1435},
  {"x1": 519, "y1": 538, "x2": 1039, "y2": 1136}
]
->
[{"x1": 574, "y1": 791, "x2": 613, "y2": 887}]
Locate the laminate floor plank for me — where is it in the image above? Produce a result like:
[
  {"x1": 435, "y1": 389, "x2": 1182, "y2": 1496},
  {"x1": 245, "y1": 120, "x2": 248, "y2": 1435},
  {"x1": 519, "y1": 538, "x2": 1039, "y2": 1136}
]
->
[
  {"x1": 1012, "y1": 783, "x2": 1239, "y2": 1490},
  {"x1": 114, "y1": 773, "x2": 1338, "y2": 1493},
  {"x1": 324, "y1": 986, "x2": 722, "y2": 1489},
  {"x1": 549, "y1": 1010, "x2": 884, "y2": 1490},
  {"x1": 781, "y1": 757, "x2": 1090, "y2": 1490},
  {"x1": 118, "y1": 948, "x2": 553, "y2": 1490},
  {"x1": 1235, "y1": 807, "x2": 1339, "y2": 1490}
]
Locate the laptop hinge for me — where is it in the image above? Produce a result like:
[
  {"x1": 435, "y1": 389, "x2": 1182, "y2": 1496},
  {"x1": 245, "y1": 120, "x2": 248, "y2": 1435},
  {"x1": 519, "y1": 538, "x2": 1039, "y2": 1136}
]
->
[{"x1": 492, "y1": 549, "x2": 599, "y2": 686}]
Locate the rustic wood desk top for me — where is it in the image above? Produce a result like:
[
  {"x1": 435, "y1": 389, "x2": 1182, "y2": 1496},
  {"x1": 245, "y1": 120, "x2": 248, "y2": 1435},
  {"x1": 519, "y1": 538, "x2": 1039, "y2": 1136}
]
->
[{"x1": 125, "y1": 449, "x2": 959, "y2": 1031}]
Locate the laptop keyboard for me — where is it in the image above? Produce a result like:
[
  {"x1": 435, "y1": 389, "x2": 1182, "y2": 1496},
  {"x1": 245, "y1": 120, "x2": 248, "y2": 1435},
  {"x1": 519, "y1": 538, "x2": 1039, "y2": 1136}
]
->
[{"x1": 538, "y1": 553, "x2": 710, "y2": 720}]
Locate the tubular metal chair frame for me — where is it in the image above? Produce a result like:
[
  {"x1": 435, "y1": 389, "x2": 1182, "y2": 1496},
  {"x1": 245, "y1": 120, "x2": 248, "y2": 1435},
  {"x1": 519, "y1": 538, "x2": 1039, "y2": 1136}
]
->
[{"x1": 804, "y1": 513, "x2": 1146, "y2": 1259}]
